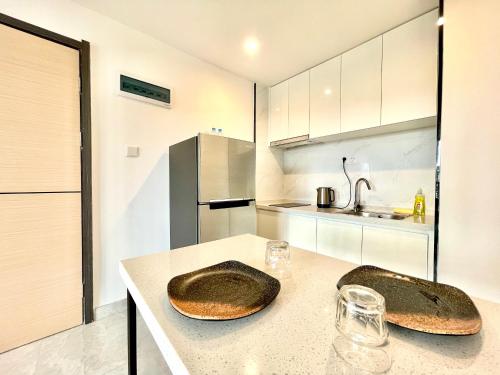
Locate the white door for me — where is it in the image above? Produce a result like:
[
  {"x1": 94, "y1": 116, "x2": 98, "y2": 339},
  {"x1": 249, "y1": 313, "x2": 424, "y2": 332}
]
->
[
  {"x1": 269, "y1": 81, "x2": 289, "y2": 143},
  {"x1": 288, "y1": 71, "x2": 310, "y2": 138},
  {"x1": 362, "y1": 226, "x2": 429, "y2": 280},
  {"x1": 381, "y1": 10, "x2": 438, "y2": 125},
  {"x1": 316, "y1": 219, "x2": 362, "y2": 264},
  {"x1": 310, "y1": 56, "x2": 341, "y2": 139},
  {"x1": 341, "y1": 37, "x2": 382, "y2": 133}
]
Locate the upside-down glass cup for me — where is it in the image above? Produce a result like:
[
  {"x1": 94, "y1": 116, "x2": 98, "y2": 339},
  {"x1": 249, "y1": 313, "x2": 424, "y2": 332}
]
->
[
  {"x1": 265, "y1": 240, "x2": 291, "y2": 279},
  {"x1": 333, "y1": 284, "x2": 392, "y2": 374}
]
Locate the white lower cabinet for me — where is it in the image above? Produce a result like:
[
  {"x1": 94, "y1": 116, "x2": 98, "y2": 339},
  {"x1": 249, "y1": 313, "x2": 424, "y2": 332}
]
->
[
  {"x1": 287, "y1": 214, "x2": 317, "y2": 252},
  {"x1": 256, "y1": 209, "x2": 287, "y2": 241},
  {"x1": 316, "y1": 219, "x2": 362, "y2": 264},
  {"x1": 257, "y1": 209, "x2": 430, "y2": 279},
  {"x1": 256, "y1": 210, "x2": 316, "y2": 252},
  {"x1": 361, "y1": 227, "x2": 428, "y2": 279}
]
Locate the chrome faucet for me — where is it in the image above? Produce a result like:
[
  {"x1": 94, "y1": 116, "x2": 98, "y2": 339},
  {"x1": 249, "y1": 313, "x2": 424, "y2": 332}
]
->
[{"x1": 353, "y1": 178, "x2": 372, "y2": 212}]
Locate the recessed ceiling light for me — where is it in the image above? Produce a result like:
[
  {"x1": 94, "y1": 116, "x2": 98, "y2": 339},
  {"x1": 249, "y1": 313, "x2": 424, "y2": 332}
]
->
[
  {"x1": 243, "y1": 37, "x2": 260, "y2": 56},
  {"x1": 324, "y1": 88, "x2": 332, "y2": 96}
]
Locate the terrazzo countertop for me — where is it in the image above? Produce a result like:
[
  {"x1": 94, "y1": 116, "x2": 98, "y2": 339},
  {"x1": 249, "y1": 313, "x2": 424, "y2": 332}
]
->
[
  {"x1": 120, "y1": 234, "x2": 499, "y2": 375},
  {"x1": 257, "y1": 199, "x2": 435, "y2": 233}
]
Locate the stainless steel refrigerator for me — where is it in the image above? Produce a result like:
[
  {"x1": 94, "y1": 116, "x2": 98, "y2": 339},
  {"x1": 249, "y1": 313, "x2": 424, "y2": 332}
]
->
[{"x1": 169, "y1": 133, "x2": 256, "y2": 249}]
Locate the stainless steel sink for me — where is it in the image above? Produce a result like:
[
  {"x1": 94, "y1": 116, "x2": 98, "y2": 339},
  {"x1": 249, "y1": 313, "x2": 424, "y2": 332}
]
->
[{"x1": 342, "y1": 210, "x2": 410, "y2": 220}]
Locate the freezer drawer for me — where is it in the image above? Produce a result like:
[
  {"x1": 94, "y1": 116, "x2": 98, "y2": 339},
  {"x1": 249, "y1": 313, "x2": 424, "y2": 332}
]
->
[
  {"x1": 198, "y1": 200, "x2": 256, "y2": 243},
  {"x1": 198, "y1": 134, "x2": 255, "y2": 202}
]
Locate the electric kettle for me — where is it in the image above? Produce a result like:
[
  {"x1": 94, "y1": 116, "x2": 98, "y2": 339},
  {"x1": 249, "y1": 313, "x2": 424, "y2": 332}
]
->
[{"x1": 316, "y1": 187, "x2": 335, "y2": 208}]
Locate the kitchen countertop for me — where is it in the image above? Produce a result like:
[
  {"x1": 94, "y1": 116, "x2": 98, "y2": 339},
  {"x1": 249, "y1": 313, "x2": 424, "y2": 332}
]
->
[
  {"x1": 257, "y1": 199, "x2": 435, "y2": 233},
  {"x1": 120, "y1": 234, "x2": 499, "y2": 374}
]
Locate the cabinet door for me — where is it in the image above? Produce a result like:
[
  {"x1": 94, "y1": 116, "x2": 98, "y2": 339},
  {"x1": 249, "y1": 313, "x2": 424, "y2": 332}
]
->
[
  {"x1": 362, "y1": 227, "x2": 428, "y2": 279},
  {"x1": 316, "y1": 219, "x2": 362, "y2": 264},
  {"x1": 269, "y1": 81, "x2": 289, "y2": 143},
  {"x1": 341, "y1": 37, "x2": 382, "y2": 133},
  {"x1": 382, "y1": 10, "x2": 438, "y2": 125},
  {"x1": 287, "y1": 214, "x2": 316, "y2": 252},
  {"x1": 256, "y1": 209, "x2": 287, "y2": 241},
  {"x1": 310, "y1": 56, "x2": 341, "y2": 138},
  {"x1": 288, "y1": 71, "x2": 310, "y2": 138}
]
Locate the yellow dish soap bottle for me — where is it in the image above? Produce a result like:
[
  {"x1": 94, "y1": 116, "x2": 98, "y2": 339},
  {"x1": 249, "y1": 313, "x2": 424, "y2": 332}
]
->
[{"x1": 413, "y1": 188, "x2": 426, "y2": 216}]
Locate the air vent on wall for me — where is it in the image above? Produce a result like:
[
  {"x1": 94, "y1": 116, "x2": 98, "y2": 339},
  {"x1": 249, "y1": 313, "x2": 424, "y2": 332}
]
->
[{"x1": 119, "y1": 74, "x2": 171, "y2": 108}]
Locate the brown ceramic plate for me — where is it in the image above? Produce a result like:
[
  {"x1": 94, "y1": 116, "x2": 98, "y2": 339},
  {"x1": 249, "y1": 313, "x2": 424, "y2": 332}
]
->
[
  {"x1": 337, "y1": 265, "x2": 482, "y2": 335},
  {"x1": 167, "y1": 260, "x2": 280, "y2": 320}
]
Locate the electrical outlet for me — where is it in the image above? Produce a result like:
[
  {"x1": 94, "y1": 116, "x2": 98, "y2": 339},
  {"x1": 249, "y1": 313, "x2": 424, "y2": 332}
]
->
[{"x1": 345, "y1": 156, "x2": 357, "y2": 165}]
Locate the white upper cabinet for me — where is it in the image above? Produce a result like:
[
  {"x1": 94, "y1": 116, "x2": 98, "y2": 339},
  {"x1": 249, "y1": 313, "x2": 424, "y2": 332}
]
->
[
  {"x1": 269, "y1": 81, "x2": 289, "y2": 143},
  {"x1": 310, "y1": 56, "x2": 341, "y2": 139},
  {"x1": 269, "y1": 11, "x2": 437, "y2": 146},
  {"x1": 341, "y1": 37, "x2": 382, "y2": 133},
  {"x1": 288, "y1": 71, "x2": 310, "y2": 138},
  {"x1": 382, "y1": 10, "x2": 438, "y2": 125}
]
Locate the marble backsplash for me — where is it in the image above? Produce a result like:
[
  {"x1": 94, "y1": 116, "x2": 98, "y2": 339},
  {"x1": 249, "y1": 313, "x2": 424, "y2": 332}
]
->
[
  {"x1": 282, "y1": 127, "x2": 437, "y2": 212},
  {"x1": 255, "y1": 87, "x2": 437, "y2": 211}
]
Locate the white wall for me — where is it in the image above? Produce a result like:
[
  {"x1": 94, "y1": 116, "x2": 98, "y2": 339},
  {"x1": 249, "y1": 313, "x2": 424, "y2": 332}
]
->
[
  {"x1": 0, "y1": 0, "x2": 254, "y2": 307},
  {"x1": 439, "y1": 0, "x2": 500, "y2": 303},
  {"x1": 281, "y1": 128, "x2": 437, "y2": 210}
]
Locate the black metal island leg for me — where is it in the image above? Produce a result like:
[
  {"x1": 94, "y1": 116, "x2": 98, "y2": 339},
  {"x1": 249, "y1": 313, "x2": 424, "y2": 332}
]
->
[{"x1": 127, "y1": 290, "x2": 137, "y2": 375}]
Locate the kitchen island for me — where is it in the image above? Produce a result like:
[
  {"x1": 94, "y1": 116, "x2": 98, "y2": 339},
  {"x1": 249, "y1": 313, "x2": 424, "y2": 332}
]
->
[{"x1": 120, "y1": 234, "x2": 500, "y2": 374}]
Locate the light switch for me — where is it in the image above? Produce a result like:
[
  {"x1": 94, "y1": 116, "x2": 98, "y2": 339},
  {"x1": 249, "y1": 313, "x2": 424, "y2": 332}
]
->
[{"x1": 126, "y1": 145, "x2": 140, "y2": 157}]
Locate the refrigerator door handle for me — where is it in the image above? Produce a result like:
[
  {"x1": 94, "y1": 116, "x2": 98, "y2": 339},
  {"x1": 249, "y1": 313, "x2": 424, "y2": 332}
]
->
[
  {"x1": 209, "y1": 198, "x2": 253, "y2": 203},
  {"x1": 207, "y1": 198, "x2": 255, "y2": 210}
]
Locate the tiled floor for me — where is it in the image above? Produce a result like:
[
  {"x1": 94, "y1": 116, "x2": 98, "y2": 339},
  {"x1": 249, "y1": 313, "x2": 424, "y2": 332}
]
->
[{"x1": 0, "y1": 304, "x2": 171, "y2": 375}]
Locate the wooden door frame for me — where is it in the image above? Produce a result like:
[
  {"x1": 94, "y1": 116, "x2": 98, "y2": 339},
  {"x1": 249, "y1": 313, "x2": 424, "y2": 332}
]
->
[{"x1": 0, "y1": 12, "x2": 94, "y2": 323}]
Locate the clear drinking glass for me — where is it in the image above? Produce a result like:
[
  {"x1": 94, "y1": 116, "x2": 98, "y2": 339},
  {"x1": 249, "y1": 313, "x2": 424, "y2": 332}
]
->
[
  {"x1": 333, "y1": 284, "x2": 392, "y2": 373},
  {"x1": 265, "y1": 240, "x2": 291, "y2": 278}
]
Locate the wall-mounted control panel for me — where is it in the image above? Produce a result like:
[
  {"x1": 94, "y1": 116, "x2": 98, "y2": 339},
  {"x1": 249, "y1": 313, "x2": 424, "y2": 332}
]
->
[{"x1": 119, "y1": 74, "x2": 171, "y2": 108}]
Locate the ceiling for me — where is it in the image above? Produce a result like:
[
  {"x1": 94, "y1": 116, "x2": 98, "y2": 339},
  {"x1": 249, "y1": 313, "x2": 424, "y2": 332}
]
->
[{"x1": 74, "y1": 0, "x2": 438, "y2": 86}]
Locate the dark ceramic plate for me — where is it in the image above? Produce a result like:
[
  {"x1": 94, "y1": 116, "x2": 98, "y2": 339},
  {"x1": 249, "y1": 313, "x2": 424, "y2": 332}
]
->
[
  {"x1": 337, "y1": 265, "x2": 482, "y2": 335},
  {"x1": 167, "y1": 260, "x2": 280, "y2": 320}
]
